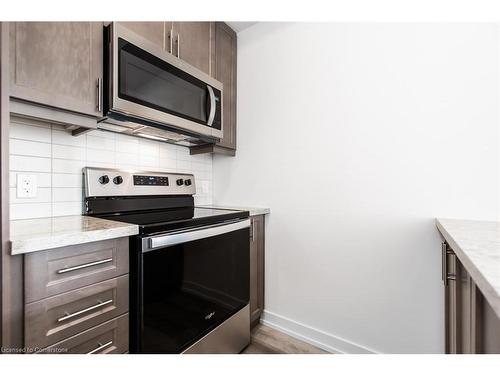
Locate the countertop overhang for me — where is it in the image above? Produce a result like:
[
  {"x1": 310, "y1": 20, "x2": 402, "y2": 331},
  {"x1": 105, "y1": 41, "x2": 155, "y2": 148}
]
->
[
  {"x1": 10, "y1": 215, "x2": 139, "y2": 255},
  {"x1": 436, "y1": 218, "x2": 500, "y2": 319}
]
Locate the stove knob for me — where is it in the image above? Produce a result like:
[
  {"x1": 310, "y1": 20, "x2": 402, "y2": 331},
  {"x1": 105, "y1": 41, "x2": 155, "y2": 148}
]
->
[
  {"x1": 113, "y1": 176, "x2": 123, "y2": 185},
  {"x1": 184, "y1": 179, "x2": 192, "y2": 186},
  {"x1": 176, "y1": 178, "x2": 184, "y2": 186},
  {"x1": 98, "y1": 175, "x2": 110, "y2": 184}
]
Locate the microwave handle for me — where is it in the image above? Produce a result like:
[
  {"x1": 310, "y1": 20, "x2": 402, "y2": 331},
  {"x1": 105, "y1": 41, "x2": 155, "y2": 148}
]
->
[{"x1": 207, "y1": 85, "x2": 216, "y2": 126}]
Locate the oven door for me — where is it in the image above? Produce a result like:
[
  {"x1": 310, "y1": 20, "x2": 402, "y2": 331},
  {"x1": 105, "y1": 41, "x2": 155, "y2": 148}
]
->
[
  {"x1": 105, "y1": 22, "x2": 223, "y2": 139},
  {"x1": 131, "y1": 219, "x2": 250, "y2": 353}
]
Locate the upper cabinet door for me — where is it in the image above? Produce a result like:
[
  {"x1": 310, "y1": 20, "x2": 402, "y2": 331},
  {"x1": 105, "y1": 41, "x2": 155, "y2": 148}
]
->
[
  {"x1": 118, "y1": 22, "x2": 166, "y2": 49},
  {"x1": 171, "y1": 22, "x2": 214, "y2": 76},
  {"x1": 9, "y1": 22, "x2": 103, "y2": 117},
  {"x1": 214, "y1": 22, "x2": 237, "y2": 150}
]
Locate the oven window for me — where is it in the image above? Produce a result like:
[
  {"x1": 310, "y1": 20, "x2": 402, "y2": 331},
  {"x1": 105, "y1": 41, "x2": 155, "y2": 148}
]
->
[
  {"x1": 139, "y1": 227, "x2": 249, "y2": 353},
  {"x1": 118, "y1": 38, "x2": 208, "y2": 125}
]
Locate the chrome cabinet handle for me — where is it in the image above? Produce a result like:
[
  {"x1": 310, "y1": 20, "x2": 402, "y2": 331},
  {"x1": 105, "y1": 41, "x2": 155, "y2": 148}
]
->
[
  {"x1": 441, "y1": 242, "x2": 447, "y2": 284},
  {"x1": 96, "y1": 78, "x2": 102, "y2": 113},
  {"x1": 207, "y1": 86, "x2": 216, "y2": 126},
  {"x1": 169, "y1": 28, "x2": 173, "y2": 54},
  {"x1": 177, "y1": 33, "x2": 180, "y2": 58},
  {"x1": 57, "y1": 299, "x2": 113, "y2": 323},
  {"x1": 87, "y1": 340, "x2": 113, "y2": 354},
  {"x1": 57, "y1": 258, "x2": 113, "y2": 274}
]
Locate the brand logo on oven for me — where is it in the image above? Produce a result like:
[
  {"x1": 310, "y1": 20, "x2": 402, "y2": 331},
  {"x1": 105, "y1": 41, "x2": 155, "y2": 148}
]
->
[{"x1": 205, "y1": 312, "x2": 216, "y2": 320}]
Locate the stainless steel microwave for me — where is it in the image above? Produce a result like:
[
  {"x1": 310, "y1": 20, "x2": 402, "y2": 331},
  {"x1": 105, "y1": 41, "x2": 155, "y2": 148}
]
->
[{"x1": 102, "y1": 22, "x2": 223, "y2": 141}]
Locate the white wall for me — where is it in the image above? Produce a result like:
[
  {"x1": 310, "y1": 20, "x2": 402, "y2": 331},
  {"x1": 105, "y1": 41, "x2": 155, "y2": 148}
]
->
[
  {"x1": 213, "y1": 23, "x2": 499, "y2": 353},
  {"x1": 9, "y1": 118, "x2": 213, "y2": 220}
]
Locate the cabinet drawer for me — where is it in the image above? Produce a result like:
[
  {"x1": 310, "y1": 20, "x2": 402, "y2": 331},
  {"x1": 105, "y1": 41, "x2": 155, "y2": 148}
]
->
[
  {"x1": 25, "y1": 275, "x2": 129, "y2": 349},
  {"x1": 25, "y1": 237, "x2": 129, "y2": 303},
  {"x1": 38, "y1": 314, "x2": 128, "y2": 354}
]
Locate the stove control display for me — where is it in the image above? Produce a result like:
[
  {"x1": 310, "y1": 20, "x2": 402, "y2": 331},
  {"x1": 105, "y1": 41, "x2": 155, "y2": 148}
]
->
[{"x1": 134, "y1": 175, "x2": 169, "y2": 186}]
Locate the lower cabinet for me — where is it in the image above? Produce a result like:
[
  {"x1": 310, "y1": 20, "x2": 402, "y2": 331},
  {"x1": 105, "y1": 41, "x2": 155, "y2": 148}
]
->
[
  {"x1": 23, "y1": 238, "x2": 130, "y2": 354},
  {"x1": 249, "y1": 215, "x2": 265, "y2": 327},
  {"x1": 442, "y1": 243, "x2": 500, "y2": 353},
  {"x1": 38, "y1": 314, "x2": 129, "y2": 354}
]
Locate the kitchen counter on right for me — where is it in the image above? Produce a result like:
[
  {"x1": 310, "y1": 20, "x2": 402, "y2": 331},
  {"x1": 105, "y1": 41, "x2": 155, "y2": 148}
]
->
[
  {"x1": 436, "y1": 218, "x2": 500, "y2": 320},
  {"x1": 198, "y1": 205, "x2": 270, "y2": 217}
]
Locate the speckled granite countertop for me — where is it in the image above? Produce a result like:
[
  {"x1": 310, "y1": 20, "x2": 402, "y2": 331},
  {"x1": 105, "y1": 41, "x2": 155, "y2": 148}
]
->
[
  {"x1": 10, "y1": 215, "x2": 139, "y2": 255},
  {"x1": 198, "y1": 205, "x2": 270, "y2": 216},
  {"x1": 436, "y1": 218, "x2": 500, "y2": 318}
]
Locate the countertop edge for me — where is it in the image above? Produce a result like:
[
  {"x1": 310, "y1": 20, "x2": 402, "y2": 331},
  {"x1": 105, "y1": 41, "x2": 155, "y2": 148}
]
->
[
  {"x1": 435, "y1": 218, "x2": 500, "y2": 319},
  {"x1": 10, "y1": 224, "x2": 139, "y2": 256}
]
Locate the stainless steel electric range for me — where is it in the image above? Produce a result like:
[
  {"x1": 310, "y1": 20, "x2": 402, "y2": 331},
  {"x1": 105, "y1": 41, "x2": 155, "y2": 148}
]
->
[{"x1": 83, "y1": 167, "x2": 250, "y2": 354}]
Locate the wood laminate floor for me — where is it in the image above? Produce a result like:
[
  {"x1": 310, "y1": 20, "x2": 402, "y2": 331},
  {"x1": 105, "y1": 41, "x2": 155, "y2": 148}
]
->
[{"x1": 242, "y1": 324, "x2": 329, "y2": 354}]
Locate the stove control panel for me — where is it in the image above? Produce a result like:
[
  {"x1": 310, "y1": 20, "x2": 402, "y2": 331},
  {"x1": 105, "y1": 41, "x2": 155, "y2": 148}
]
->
[
  {"x1": 84, "y1": 168, "x2": 196, "y2": 198},
  {"x1": 134, "y1": 175, "x2": 169, "y2": 186}
]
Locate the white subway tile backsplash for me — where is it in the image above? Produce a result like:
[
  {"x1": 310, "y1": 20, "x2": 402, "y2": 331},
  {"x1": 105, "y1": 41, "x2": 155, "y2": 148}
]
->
[
  {"x1": 10, "y1": 121, "x2": 52, "y2": 142},
  {"x1": 139, "y1": 154, "x2": 160, "y2": 169},
  {"x1": 159, "y1": 158, "x2": 176, "y2": 170},
  {"x1": 10, "y1": 202, "x2": 52, "y2": 220},
  {"x1": 52, "y1": 202, "x2": 82, "y2": 216},
  {"x1": 52, "y1": 159, "x2": 86, "y2": 174},
  {"x1": 139, "y1": 139, "x2": 160, "y2": 157},
  {"x1": 52, "y1": 129, "x2": 86, "y2": 147},
  {"x1": 87, "y1": 135, "x2": 116, "y2": 150},
  {"x1": 116, "y1": 152, "x2": 140, "y2": 166},
  {"x1": 176, "y1": 147, "x2": 191, "y2": 161},
  {"x1": 177, "y1": 160, "x2": 191, "y2": 171},
  {"x1": 9, "y1": 121, "x2": 213, "y2": 219},
  {"x1": 159, "y1": 144, "x2": 177, "y2": 159},
  {"x1": 116, "y1": 135, "x2": 140, "y2": 154},
  {"x1": 87, "y1": 129, "x2": 116, "y2": 139},
  {"x1": 53, "y1": 174, "x2": 82, "y2": 188},
  {"x1": 11, "y1": 155, "x2": 51, "y2": 172},
  {"x1": 10, "y1": 139, "x2": 52, "y2": 158},
  {"x1": 52, "y1": 188, "x2": 83, "y2": 202},
  {"x1": 86, "y1": 148, "x2": 115, "y2": 164},
  {"x1": 53, "y1": 144, "x2": 85, "y2": 161}
]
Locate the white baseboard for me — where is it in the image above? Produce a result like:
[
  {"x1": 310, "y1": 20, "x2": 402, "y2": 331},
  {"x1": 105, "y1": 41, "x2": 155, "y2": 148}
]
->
[{"x1": 261, "y1": 310, "x2": 379, "y2": 354}]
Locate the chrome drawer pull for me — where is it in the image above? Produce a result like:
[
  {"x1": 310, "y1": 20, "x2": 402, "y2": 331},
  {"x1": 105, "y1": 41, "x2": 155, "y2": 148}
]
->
[
  {"x1": 57, "y1": 258, "x2": 113, "y2": 274},
  {"x1": 87, "y1": 340, "x2": 113, "y2": 354},
  {"x1": 57, "y1": 299, "x2": 113, "y2": 323}
]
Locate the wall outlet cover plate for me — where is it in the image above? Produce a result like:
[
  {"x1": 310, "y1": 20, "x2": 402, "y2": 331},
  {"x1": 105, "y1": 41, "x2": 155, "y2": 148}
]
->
[{"x1": 17, "y1": 174, "x2": 38, "y2": 198}]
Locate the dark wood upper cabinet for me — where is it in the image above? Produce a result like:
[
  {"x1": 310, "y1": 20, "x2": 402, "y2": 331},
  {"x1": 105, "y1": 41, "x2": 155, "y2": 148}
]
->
[
  {"x1": 9, "y1": 22, "x2": 103, "y2": 117},
  {"x1": 190, "y1": 22, "x2": 237, "y2": 156},
  {"x1": 171, "y1": 22, "x2": 215, "y2": 76},
  {"x1": 118, "y1": 22, "x2": 166, "y2": 49}
]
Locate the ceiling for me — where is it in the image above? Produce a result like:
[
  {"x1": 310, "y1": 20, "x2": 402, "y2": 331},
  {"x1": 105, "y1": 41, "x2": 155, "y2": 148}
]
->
[{"x1": 225, "y1": 22, "x2": 258, "y2": 33}]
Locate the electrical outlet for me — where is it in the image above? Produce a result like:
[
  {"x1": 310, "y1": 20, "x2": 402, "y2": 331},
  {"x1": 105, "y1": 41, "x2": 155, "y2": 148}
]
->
[{"x1": 17, "y1": 174, "x2": 37, "y2": 198}]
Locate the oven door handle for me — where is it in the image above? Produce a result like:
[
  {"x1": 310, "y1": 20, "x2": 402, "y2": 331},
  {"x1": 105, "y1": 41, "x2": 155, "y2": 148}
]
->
[
  {"x1": 144, "y1": 218, "x2": 250, "y2": 252},
  {"x1": 207, "y1": 85, "x2": 216, "y2": 127}
]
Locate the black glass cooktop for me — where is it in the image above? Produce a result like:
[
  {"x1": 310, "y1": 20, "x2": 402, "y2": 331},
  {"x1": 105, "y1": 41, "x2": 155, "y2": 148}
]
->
[{"x1": 96, "y1": 207, "x2": 249, "y2": 235}]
